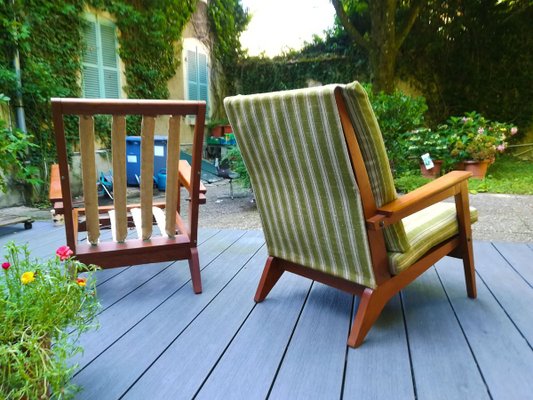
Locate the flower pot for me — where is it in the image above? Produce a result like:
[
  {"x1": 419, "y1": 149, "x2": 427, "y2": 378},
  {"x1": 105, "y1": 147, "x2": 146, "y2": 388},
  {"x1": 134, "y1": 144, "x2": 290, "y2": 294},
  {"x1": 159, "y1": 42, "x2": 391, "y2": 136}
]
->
[
  {"x1": 211, "y1": 126, "x2": 224, "y2": 138},
  {"x1": 463, "y1": 160, "x2": 490, "y2": 179},
  {"x1": 419, "y1": 160, "x2": 443, "y2": 179}
]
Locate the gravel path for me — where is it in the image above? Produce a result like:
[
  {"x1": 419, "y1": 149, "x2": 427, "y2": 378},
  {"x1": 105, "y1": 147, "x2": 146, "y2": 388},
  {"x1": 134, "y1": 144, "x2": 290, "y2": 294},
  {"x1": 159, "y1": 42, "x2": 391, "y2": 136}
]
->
[{"x1": 3, "y1": 181, "x2": 532, "y2": 243}]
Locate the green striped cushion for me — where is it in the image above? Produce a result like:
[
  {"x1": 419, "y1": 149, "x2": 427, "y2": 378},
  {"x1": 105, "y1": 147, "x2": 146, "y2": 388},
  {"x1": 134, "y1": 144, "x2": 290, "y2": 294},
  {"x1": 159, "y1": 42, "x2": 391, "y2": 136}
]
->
[
  {"x1": 224, "y1": 85, "x2": 376, "y2": 288},
  {"x1": 340, "y1": 82, "x2": 410, "y2": 253},
  {"x1": 388, "y1": 202, "x2": 478, "y2": 274}
]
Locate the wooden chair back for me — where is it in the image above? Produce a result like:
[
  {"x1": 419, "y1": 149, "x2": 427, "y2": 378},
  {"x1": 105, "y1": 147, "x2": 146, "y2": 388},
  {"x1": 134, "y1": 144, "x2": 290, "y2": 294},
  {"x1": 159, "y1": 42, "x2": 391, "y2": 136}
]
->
[{"x1": 51, "y1": 98, "x2": 205, "y2": 293}]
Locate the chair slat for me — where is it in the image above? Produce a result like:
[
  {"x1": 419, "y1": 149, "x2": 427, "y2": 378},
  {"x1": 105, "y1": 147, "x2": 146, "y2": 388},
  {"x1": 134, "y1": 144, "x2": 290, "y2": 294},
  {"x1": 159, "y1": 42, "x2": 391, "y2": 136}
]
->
[
  {"x1": 152, "y1": 206, "x2": 168, "y2": 238},
  {"x1": 111, "y1": 115, "x2": 128, "y2": 242},
  {"x1": 108, "y1": 209, "x2": 117, "y2": 242},
  {"x1": 165, "y1": 116, "x2": 181, "y2": 238},
  {"x1": 79, "y1": 115, "x2": 100, "y2": 245},
  {"x1": 130, "y1": 207, "x2": 143, "y2": 239},
  {"x1": 140, "y1": 116, "x2": 155, "y2": 240}
]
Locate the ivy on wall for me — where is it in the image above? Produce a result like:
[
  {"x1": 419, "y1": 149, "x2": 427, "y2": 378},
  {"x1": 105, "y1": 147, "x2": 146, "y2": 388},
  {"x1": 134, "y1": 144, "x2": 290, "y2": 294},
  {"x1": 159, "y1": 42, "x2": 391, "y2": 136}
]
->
[
  {"x1": 0, "y1": 0, "x2": 197, "y2": 202},
  {"x1": 207, "y1": 0, "x2": 249, "y2": 118}
]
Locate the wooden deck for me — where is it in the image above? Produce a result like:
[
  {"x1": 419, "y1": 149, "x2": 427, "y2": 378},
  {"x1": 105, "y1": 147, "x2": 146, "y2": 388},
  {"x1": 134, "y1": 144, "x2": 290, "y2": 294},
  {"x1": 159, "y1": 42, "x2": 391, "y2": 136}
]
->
[{"x1": 1, "y1": 221, "x2": 532, "y2": 399}]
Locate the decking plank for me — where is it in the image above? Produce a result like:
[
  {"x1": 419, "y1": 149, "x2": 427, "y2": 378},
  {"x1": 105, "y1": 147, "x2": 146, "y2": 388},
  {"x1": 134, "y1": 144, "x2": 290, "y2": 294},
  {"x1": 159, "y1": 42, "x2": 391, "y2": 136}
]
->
[
  {"x1": 343, "y1": 294, "x2": 415, "y2": 400},
  {"x1": 94, "y1": 228, "x2": 221, "y2": 309},
  {"x1": 73, "y1": 230, "x2": 265, "y2": 400},
  {"x1": 268, "y1": 283, "x2": 352, "y2": 400},
  {"x1": 123, "y1": 245, "x2": 269, "y2": 399},
  {"x1": 71, "y1": 229, "x2": 247, "y2": 372},
  {"x1": 194, "y1": 270, "x2": 312, "y2": 400},
  {"x1": 436, "y1": 256, "x2": 533, "y2": 399},
  {"x1": 402, "y1": 268, "x2": 490, "y2": 400},
  {"x1": 491, "y1": 241, "x2": 533, "y2": 286},
  {"x1": 474, "y1": 241, "x2": 533, "y2": 343}
]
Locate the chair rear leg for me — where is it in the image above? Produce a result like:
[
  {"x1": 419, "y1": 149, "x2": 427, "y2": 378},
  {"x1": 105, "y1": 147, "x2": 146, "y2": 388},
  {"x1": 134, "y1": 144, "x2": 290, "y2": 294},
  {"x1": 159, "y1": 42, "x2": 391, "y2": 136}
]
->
[
  {"x1": 188, "y1": 247, "x2": 202, "y2": 294},
  {"x1": 462, "y1": 240, "x2": 477, "y2": 299},
  {"x1": 255, "y1": 257, "x2": 284, "y2": 302},
  {"x1": 348, "y1": 288, "x2": 390, "y2": 348}
]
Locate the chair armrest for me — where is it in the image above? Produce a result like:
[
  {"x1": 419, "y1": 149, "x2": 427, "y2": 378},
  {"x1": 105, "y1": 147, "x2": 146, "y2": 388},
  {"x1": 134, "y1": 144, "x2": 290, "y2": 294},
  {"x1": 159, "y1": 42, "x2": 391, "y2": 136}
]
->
[
  {"x1": 179, "y1": 159, "x2": 207, "y2": 194},
  {"x1": 367, "y1": 170, "x2": 472, "y2": 229},
  {"x1": 49, "y1": 164, "x2": 63, "y2": 201}
]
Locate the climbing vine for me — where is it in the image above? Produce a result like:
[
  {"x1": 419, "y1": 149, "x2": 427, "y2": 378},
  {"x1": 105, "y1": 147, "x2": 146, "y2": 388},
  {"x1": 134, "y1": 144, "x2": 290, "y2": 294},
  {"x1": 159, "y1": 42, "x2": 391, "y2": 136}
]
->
[
  {"x1": 0, "y1": 0, "x2": 196, "y2": 202},
  {"x1": 207, "y1": 0, "x2": 249, "y2": 118}
]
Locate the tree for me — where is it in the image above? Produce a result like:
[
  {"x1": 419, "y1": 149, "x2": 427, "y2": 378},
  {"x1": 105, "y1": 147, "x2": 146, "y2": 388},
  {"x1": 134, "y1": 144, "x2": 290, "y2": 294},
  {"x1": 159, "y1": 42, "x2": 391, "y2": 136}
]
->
[{"x1": 331, "y1": 0, "x2": 423, "y2": 93}]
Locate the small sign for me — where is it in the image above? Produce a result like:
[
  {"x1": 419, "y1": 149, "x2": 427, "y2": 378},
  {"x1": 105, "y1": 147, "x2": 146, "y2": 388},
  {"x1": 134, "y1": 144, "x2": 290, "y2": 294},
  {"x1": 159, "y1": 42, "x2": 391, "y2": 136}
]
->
[
  {"x1": 127, "y1": 155, "x2": 137, "y2": 163},
  {"x1": 421, "y1": 153, "x2": 434, "y2": 169},
  {"x1": 154, "y1": 145, "x2": 165, "y2": 157}
]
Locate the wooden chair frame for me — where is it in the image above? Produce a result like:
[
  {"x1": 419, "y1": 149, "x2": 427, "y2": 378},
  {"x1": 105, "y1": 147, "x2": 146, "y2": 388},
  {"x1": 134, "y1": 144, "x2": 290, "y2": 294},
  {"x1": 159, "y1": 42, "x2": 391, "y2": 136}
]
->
[
  {"x1": 52, "y1": 98, "x2": 206, "y2": 293},
  {"x1": 254, "y1": 88, "x2": 476, "y2": 347}
]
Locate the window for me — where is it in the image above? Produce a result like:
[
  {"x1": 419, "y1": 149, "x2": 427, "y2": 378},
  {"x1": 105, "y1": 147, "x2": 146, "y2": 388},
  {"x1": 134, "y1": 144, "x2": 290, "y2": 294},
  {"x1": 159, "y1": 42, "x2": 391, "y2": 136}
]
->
[
  {"x1": 82, "y1": 15, "x2": 120, "y2": 98},
  {"x1": 185, "y1": 44, "x2": 209, "y2": 116}
]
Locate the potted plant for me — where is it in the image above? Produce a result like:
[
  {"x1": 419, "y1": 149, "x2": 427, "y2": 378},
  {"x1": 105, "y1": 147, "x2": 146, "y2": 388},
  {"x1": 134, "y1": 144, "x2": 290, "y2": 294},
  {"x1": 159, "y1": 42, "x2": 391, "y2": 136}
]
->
[
  {"x1": 206, "y1": 119, "x2": 232, "y2": 138},
  {"x1": 1, "y1": 242, "x2": 100, "y2": 399},
  {"x1": 438, "y1": 112, "x2": 518, "y2": 179},
  {"x1": 406, "y1": 128, "x2": 450, "y2": 178}
]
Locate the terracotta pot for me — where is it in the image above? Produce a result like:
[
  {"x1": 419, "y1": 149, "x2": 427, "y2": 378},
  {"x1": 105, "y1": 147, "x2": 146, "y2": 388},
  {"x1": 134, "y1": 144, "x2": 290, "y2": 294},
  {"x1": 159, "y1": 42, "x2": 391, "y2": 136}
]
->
[
  {"x1": 463, "y1": 160, "x2": 490, "y2": 179},
  {"x1": 222, "y1": 124, "x2": 233, "y2": 134},
  {"x1": 211, "y1": 126, "x2": 224, "y2": 138},
  {"x1": 419, "y1": 160, "x2": 443, "y2": 179}
]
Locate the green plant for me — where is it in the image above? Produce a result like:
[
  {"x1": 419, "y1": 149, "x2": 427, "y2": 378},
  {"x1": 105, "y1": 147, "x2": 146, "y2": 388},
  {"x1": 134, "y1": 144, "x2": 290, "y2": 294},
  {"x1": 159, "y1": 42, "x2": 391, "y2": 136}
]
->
[
  {"x1": 405, "y1": 127, "x2": 455, "y2": 171},
  {"x1": 438, "y1": 112, "x2": 518, "y2": 162},
  {"x1": 366, "y1": 85, "x2": 429, "y2": 174},
  {"x1": 0, "y1": 243, "x2": 100, "y2": 399},
  {"x1": 0, "y1": 95, "x2": 41, "y2": 193},
  {"x1": 223, "y1": 146, "x2": 251, "y2": 188},
  {"x1": 394, "y1": 172, "x2": 432, "y2": 194}
]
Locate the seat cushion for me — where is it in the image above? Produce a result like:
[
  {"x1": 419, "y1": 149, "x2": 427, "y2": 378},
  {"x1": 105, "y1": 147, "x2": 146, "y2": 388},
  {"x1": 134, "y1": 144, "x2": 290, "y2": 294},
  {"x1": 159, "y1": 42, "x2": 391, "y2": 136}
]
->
[{"x1": 388, "y1": 202, "x2": 478, "y2": 274}]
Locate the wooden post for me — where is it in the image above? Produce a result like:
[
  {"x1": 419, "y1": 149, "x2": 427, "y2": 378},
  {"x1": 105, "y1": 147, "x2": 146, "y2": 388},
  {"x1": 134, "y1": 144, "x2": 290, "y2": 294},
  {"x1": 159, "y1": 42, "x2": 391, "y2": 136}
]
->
[
  {"x1": 79, "y1": 115, "x2": 100, "y2": 245},
  {"x1": 140, "y1": 116, "x2": 155, "y2": 240},
  {"x1": 165, "y1": 116, "x2": 181, "y2": 237},
  {"x1": 111, "y1": 115, "x2": 127, "y2": 242}
]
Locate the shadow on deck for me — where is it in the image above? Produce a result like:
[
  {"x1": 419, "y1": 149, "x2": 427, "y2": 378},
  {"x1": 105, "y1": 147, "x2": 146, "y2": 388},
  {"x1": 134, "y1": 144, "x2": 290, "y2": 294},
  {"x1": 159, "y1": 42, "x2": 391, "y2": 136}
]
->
[{"x1": 1, "y1": 222, "x2": 531, "y2": 399}]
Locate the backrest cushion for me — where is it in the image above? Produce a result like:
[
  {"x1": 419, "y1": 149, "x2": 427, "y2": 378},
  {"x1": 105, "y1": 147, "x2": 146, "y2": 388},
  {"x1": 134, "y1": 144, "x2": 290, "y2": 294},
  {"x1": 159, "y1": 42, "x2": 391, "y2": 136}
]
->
[
  {"x1": 224, "y1": 85, "x2": 376, "y2": 288},
  {"x1": 340, "y1": 82, "x2": 410, "y2": 252}
]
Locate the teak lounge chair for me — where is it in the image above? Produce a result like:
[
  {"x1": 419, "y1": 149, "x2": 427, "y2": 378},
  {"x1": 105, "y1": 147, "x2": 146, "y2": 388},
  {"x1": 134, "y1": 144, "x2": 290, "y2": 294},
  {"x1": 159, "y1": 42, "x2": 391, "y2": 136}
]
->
[
  {"x1": 51, "y1": 98, "x2": 205, "y2": 293},
  {"x1": 224, "y1": 82, "x2": 477, "y2": 347}
]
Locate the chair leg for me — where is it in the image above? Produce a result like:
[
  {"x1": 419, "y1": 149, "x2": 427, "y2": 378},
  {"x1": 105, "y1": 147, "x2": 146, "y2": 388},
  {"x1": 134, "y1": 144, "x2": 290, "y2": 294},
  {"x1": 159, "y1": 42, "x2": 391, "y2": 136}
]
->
[
  {"x1": 229, "y1": 179, "x2": 234, "y2": 199},
  {"x1": 254, "y1": 257, "x2": 284, "y2": 302},
  {"x1": 348, "y1": 288, "x2": 389, "y2": 348},
  {"x1": 188, "y1": 247, "x2": 202, "y2": 294},
  {"x1": 455, "y1": 181, "x2": 477, "y2": 299},
  {"x1": 462, "y1": 240, "x2": 477, "y2": 299}
]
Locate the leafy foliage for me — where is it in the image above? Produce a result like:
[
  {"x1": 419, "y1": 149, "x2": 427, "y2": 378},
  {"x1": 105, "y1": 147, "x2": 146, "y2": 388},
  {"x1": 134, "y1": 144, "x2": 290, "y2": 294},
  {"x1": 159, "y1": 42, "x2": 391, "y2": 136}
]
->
[
  {"x1": 0, "y1": 1, "x2": 196, "y2": 202},
  {"x1": 402, "y1": 0, "x2": 533, "y2": 129},
  {"x1": 208, "y1": 0, "x2": 250, "y2": 117},
  {"x1": 223, "y1": 146, "x2": 251, "y2": 188},
  {"x1": 0, "y1": 243, "x2": 100, "y2": 399},
  {"x1": 366, "y1": 85, "x2": 429, "y2": 174}
]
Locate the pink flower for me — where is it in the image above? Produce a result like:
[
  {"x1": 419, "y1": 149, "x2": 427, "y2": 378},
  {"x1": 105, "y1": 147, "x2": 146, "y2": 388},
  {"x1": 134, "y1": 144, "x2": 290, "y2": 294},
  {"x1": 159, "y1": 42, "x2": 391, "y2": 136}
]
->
[
  {"x1": 496, "y1": 144, "x2": 506, "y2": 153},
  {"x1": 56, "y1": 245, "x2": 73, "y2": 261},
  {"x1": 478, "y1": 127, "x2": 484, "y2": 134},
  {"x1": 2, "y1": 262, "x2": 10, "y2": 270},
  {"x1": 511, "y1": 127, "x2": 518, "y2": 135}
]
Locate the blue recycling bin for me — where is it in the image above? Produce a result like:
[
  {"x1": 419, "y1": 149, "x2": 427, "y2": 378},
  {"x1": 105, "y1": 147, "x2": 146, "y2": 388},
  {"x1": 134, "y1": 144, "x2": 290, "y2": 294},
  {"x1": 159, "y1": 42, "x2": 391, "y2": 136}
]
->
[{"x1": 126, "y1": 135, "x2": 168, "y2": 186}]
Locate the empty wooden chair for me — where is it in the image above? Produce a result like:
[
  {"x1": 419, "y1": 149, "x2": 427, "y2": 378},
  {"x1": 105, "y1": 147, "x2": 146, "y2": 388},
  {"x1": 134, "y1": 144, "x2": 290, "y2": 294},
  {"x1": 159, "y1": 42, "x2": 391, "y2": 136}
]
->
[
  {"x1": 224, "y1": 82, "x2": 477, "y2": 347},
  {"x1": 51, "y1": 98, "x2": 205, "y2": 293}
]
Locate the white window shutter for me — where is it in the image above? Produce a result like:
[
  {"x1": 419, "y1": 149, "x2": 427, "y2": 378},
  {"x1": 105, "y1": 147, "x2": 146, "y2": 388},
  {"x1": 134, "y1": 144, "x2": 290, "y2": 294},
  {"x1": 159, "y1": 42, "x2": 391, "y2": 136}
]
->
[{"x1": 82, "y1": 20, "x2": 100, "y2": 98}]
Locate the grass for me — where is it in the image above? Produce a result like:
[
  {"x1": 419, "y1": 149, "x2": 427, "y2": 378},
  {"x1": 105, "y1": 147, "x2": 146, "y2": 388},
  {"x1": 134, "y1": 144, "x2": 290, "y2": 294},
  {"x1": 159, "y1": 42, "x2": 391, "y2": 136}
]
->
[{"x1": 395, "y1": 155, "x2": 533, "y2": 195}]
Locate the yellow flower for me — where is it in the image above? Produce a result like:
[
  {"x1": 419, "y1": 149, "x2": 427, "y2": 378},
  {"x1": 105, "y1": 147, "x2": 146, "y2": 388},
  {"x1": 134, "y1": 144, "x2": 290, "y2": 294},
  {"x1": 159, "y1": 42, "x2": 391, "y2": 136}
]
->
[
  {"x1": 21, "y1": 271, "x2": 35, "y2": 284},
  {"x1": 76, "y1": 278, "x2": 87, "y2": 287}
]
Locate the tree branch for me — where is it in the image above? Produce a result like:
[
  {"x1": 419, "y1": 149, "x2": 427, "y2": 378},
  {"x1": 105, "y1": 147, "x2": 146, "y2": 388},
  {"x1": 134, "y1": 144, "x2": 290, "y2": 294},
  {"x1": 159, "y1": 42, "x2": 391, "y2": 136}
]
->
[
  {"x1": 331, "y1": 0, "x2": 370, "y2": 52},
  {"x1": 396, "y1": 0, "x2": 424, "y2": 50}
]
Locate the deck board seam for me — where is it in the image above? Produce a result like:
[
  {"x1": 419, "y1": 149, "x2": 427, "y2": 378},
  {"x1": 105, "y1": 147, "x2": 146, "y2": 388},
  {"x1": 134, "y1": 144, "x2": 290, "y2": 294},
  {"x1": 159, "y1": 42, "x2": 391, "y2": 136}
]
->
[
  {"x1": 265, "y1": 280, "x2": 315, "y2": 400},
  {"x1": 73, "y1": 231, "x2": 250, "y2": 377},
  {"x1": 339, "y1": 294, "x2": 356, "y2": 400},
  {"x1": 192, "y1": 248, "x2": 268, "y2": 398},
  {"x1": 121, "y1": 241, "x2": 266, "y2": 399},
  {"x1": 490, "y1": 242, "x2": 533, "y2": 289},
  {"x1": 475, "y1": 269, "x2": 533, "y2": 350},
  {"x1": 434, "y1": 267, "x2": 494, "y2": 400},
  {"x1": 399, "y1": 290, "x2": 419, "y2": 400}
]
